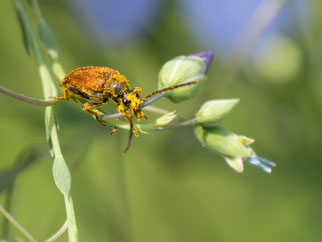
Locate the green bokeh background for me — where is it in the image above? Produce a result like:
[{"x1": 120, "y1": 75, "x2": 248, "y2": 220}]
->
[{"x1": 1, "y1": 1, "x2": 322, "y2": 241}]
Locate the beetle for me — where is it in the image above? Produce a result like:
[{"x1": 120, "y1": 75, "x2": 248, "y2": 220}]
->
[{"x1": 53, "y1": 66, "x2": 197, "y2": 152}]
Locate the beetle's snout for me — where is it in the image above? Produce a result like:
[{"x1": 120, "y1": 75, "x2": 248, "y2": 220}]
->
[
  {"x1": 122, "y1": 94, "x2": 131, "y2": 107},
  {"x1": 123, "y1": 91, "x2": 141, "y2": 111}
]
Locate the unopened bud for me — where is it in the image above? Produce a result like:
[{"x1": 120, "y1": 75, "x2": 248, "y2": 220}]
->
[
  {"x1": 158, "y1": 51, "x2": 213, "y2": 103},
  {"x1": 194, "y1": 125, "x2": 254, "y2": 160},
  {"x1": 194, "y1": 125, "x2": 275, "y2": 173},
  {"x1": 195, "y1": 99, "x2": 239, "y2": 127}
]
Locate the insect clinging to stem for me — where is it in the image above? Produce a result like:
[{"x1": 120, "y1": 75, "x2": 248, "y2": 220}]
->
[{"x1": 53, "y1": 66, "x2": 198, "y2": 153}]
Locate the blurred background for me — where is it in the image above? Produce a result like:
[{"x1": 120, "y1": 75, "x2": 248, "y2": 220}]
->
[{"x1": 1, "y1": 0, "x2": 322, "y2": 241}]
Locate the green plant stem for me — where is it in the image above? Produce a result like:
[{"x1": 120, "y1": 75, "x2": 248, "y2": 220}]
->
[
  {"x1": 14, "y1": 0, "x2": 78, "y2": 241},
  {"x1": 30, "y1": 0, "x2": 43, "y2": 20},
  {"x1": 2, "y1": 183, "x2": 14, "y2": 238},
  {"x1": 0, "y1": 86, "x2": 56, "y2": 106},
  {"x1": 106, "y1": 118, "x2": 198, "y2": 133},
  {"x1": 0, "y1": 203, "x2": 37, "y2": 242},
  {"x1": 44, "y1": 220, "x2": 68, "y2": 242}
]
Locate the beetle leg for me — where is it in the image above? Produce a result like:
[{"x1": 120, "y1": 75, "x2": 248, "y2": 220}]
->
[
  {"x1": 82, "y1": 102, "x2": 107, "y2": 127},
  {"x1": 52, "y1": 88, "x2": 70, "y2": 102},
  {"x1": 116, "y1": 103, "x2": 138, "y2": 137},
  {"x1": 110, "y1": 126, "x2": 118, "y2": 135},
  {"x1": 135, "y1": 110, "x2": 147, "y2": 121}
]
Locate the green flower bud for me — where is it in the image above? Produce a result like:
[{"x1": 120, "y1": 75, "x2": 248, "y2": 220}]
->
[
  {"x1": 158, "y1": 51, "x2": 213, "y2": 103},
  {"x1": 194, "y1": 125, "x2": 276, "y2": 173},
  {"x1": 194, "y1": 125, "x2": 254, "y2": 159},
  {"x1": 195, "y1": 99, "x2": 239, "y2": 127}
]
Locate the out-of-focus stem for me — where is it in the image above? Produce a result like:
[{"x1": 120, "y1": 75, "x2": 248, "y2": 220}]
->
[
  {"x1": 0, "y1": 86, "x2": 56, "y2": 106},
  {"x1": 220, "y1": 0, "x2": 288, "y2": 83},
  {"x1": 0, "y1": 203, "x2": 37, "y2": 242},
  {"x1": 44, "y1": 220, "x2": 68, "y2": 242}
]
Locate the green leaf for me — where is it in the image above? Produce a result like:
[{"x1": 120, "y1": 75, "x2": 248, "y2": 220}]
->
[
  {"x1": 14, "y1": 2, "x2": 32, "y2": 56},
  {"x1": 38, "y1": 20, "x2": 58, "y2": 60},
  {"x1": 52, "y1": 155, "x2": 71, "y2": 197}
]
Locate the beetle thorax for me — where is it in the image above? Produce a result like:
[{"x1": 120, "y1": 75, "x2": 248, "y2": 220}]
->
[{"x1": 105, "y1": 74, "x2": 130, "y2": 97}]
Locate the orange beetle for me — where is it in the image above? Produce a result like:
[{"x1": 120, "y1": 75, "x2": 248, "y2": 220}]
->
[{"x1": 53, "y1": 66, "x2": 197, "y2": 152}]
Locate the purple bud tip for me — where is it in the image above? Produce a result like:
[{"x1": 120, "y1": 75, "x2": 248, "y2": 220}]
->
[{"x1": 188, "y1": 51, "x2": 214, "y2": 74}]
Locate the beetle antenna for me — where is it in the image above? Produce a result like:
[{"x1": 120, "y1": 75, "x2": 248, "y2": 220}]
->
[
  {"x1": 124, "y1": 121, "x2": 134, "y2": 153},
  {"x1": 142, "y1": 80, "x2": 198, "y2": 102}
]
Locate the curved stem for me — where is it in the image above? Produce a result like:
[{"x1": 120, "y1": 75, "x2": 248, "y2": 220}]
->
[
  {"x1": 0, "y1": 203, "x2": 37, "y2": 242},
  {"x1": 0, "y1": 86, "x2": 55, "y2": 106},
  {"x1": 44, "y1": 220, "x2": 68, "y2": 242}
]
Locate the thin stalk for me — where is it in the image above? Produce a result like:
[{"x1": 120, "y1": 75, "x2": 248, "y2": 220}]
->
[
  {"x1": 0, "y1": 86, "x2": 56, "y2": 106},
  {"x1": 2, "y1": 183, "x2": 15, "y2": 238},
  {"x1": 44, "y1": 220, "x2": 68, "y2": 242},
  {"x1": 0, "y1": 203, "x2": 37, "y2": 242}
]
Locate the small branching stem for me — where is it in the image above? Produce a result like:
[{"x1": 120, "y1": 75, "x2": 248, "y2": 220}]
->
[
  {"x1": 44, "y1": 220, "x2": 68, "y2": 242},
  {"x1": 0, "y1": 86, "x2": 55, "y2": 106},
  {"x1": 0, "y1": 203, "x2": 37, "y2": 242}
]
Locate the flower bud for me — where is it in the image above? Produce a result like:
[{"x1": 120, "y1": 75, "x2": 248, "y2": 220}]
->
[
  {"x1": 194, "y1": 125, "x2": 254, "y2": 159},
  {"x1": 158, "y1": 51, "x2": 213, "y2": 103},
  {"x1": 194, "y1": 125, "x2": 275, "y2": 173},
  {"x1": 195, "y1": 99, "x2": 239, "y2": 127}
]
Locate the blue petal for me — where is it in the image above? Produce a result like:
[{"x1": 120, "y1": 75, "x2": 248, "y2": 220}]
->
[{"x1": 247, "y1": 156, "x2": 276, "y2": 173}]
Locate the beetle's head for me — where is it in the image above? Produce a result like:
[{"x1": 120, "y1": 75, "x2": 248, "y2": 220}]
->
[{"x1": 122, "y1": 87, "x2": 145, "y2": 119}]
